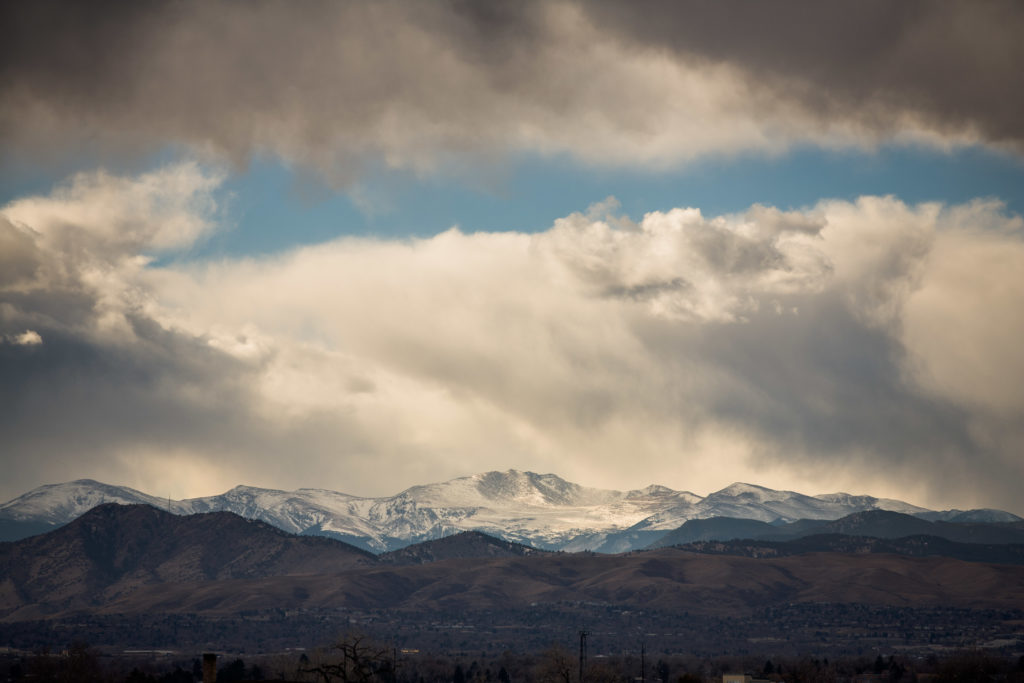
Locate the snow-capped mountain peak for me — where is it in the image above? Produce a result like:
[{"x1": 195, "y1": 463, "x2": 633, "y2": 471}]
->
[
  {"x1": 813, "y1": 491, "x2": 929, "y2": 516},
  {"x1": 392, "y1": 469, "x2": 623, "y2": 509},
  {"x1": 707, "y1": 482, "x2": 785, "y2": 502},
  {"x1": 2, "y1": 472, "x2": 1018, "y2": 553},
  {"x1": 472, "y1": 470, "x2": 590, "y2": 506},
  {"x1": 0, "y1": 479, "x2": 163, "y2": 523},
  {"x1": 626, "y1": 484, "x2": 688, "y2": 499}
]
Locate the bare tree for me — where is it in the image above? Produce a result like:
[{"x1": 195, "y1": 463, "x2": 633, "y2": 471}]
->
[
  {"x1": 536, "y1": 644, "x2": 574, "y2": 683},
  {"x1": 303, "y1": 633, "x2": 393, "y2": 683}
]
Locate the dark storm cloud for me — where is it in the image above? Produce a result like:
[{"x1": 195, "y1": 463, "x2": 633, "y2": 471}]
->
[
  {"x1": 0, "y1": 202, "x2": 250, "y2": 494},
  {"x1": 638, "y1": 299, "x2": 1024, "y2": 511},
  {"x1": 586, "y1": 0, "x2": 1024, "y2": 149},
  {"x1": 0, "y1": 247, "x2": 382, "y2": 498},
  {"x1": 0, "y1": 0, "x2": 548, "y2": 180},
  {"x1": 690, "y1": 292, "x2": 976, "y2": 458},
  {"x1": 0, "y1": 164, "x2": 386, "y2": 497},
  {"x1": 0, "y1": 306, "x2": 382, "y2": 498},
  {"x1": 0, "y1": 313, "x2": 249, "y2": 456},
  {"x1": 2, "y1": 1, "x2": 1021, "y2": 181}
]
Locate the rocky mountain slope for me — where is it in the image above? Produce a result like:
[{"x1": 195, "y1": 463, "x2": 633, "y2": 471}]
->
[
  {"x1": 0, "y1": 503, "x2": 374, "y2": 620},
  {"x1": 651, "y1": 510, "x2": 1024, "y2": 547},
  {"x1": 379, "y1": 530, "x2": 549, "y2": 565},
  {"x1": 665, "y1": 533, "x2": 1024, "y2": 565},
  {"x1": 3, "y1": 504, "x2": 1024, "y2": 623},
  {"x1": 85, "y1": 549, "x2": 1024, "y2": 618},
  {"x1": 1, "y1": 470, "x2": 1018, "y2": 552}
]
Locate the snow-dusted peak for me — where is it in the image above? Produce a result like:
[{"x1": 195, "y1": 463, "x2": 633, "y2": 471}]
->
[
  {"x1": 68, "y1": 478, "x2": 106, "y2": 487},
  {"x1": 696, "y1": 483, "x2": 868, "y2": 523},
  {"x1": 4, "y1": 471, "x2": 1018, "y2": 554},
  {"x1": 919, "y1": 508, "x2": 1024, "y2": 523},
  {"x1": 190, "y1": 484, "x2": 291, "y2": 509},
  {"x1": 623, "y1": 486, "x2": 700, "y2": 510},
  {"x1": 0, "y1": 479, "x2": 162, "y2": 523},
  {"x1": 476, "y1": 470, "x2": 569, "y2": 501},
  {"x1": 707, "y1": 482, "x2": 788, "y2": 502},
  {"x1": 627, "y1": 485, "x2": 674, "y2": 497},
  {"x1": 296, "y1": 487, "x2": 363, "y2": 498},
  {"x1": 475, "y1": 470, "x2": 620, "y2": 506},
  {"x1": 814, "y1": 491, "x2": 929, "y2": 516},
  {"x1": 391, "y1": 470, "x2": 621, "y2": 509},
  {"x1": 226, "y1": 484, "x2": 280, "y2": 495},
  {"x1": 814, "y1": 492, "x2": 868, "y2": 505}
]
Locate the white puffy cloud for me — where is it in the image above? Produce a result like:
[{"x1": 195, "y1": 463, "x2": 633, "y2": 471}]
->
[
  {"x1": 900, "y1": 204, "x2": 1024, "y2": 416},
  {"x1": 13, "y1": 330, "x2": 41, "y2": 346},
  {"x1": 1, "y1": 163, "x2": 221, "y2": 253},
  {"x1": 2, "y1": 164, "x2": 1023, "y2": 512},
  {"x1": 2, "y1": 330, "x2": 42, "y2": 346},
  {"x1": 0, "y1": 163, "x2": 223, "y2": 342}
]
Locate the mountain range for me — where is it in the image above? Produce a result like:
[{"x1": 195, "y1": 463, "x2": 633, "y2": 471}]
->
[
  {"x1": 1, "y1": 470, "x2": 1020, "y2": 552},
  {"x1": 651, "y1": 509, "x2": 1024, "y2": 547},
  {"x1": 671, "y1": 534, "x2": 1024, "y2": 565},
  {"x1": 0, "y1": 503, "x2": 374, "y2": 620},
  {"x1": 4, "y1": 503, "x2": 1024, "y2": 625}
]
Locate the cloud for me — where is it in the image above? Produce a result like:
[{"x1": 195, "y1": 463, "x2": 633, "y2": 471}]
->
[
  {"x1": 0, "y1": 164, "x2": 259, "y2": 499},
  {"x1": 3, "y1": 164, "x2": 1024, "y2": 512},
  {"x1": 586, "y1": 0, "x2": 1024, "y2": 152},
  {"x1": 900, "y1": 203, "x2": 1024, "y2": 416},
  {"x1": 1, "y1": 162, "x2": 223, "y2": 254},
  {"x1": 2, "y1": 2, "x2": 1021, "y2": 184},
  {"x1": 9, "y1": 330, "x2": 42, "y2": 346}
]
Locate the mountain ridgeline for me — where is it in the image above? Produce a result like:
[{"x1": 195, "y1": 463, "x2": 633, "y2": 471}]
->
[
  {"x1": 3, "y1": 503, "x2": 1024, "y2": 626},
  {"x1": 0, "y1": 503, "x2": 375, "y2": 619},
  {"x1": 0, "y1": 470, "x2": 1020, "y2": 553},
  {"x1": 650, "y1": 509, "x2": 1024, "y2": 548}
]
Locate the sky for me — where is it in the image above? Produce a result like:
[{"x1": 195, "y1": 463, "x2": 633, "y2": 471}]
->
[{"x1": 2, "y1": 1, "x2": 1024, "y2": 513}]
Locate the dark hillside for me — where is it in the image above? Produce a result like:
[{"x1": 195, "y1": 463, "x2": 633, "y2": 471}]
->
[
  {"x1": 663, "y1": 533, "x2": 1024, "y2": 565},
  {"x1": 3, "y1": 505, "x2": 1024, "y2": 627},
  {"x1": 648, "y1": 516, "x2": 779, "y2": 547},
  {"x1": 648, "y1": 510, "x2": 1024, "y2": 547},
  {"x1": 0, "y1": 503, "x2": 375, "y2": 619},
  {"x1": 379, "y1": 530, "x2": 548, "y2": 564}
]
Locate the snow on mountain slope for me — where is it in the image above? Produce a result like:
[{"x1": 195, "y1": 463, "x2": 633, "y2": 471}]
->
[
  {"x1": 693, "y1": 483, "x2": 932, "y2": 523},
  {"x1": 813, "y1": 492, "x2": 930, "y2": 516},
  {"x1": 0, "y1": 471, "x2": 699, "y2": 551},
  {"x1": 0, "y1": 479, "x2": 167, "y2": 524},
  {"x1": 2, "y1": 470, "x2": 1014, "y2": 552},
  {"x1": 390, "y1": 470, "x2": 624, "y2": 509},
  {"x1": 347, "y1": 471, "x2": 703, "y2": 550},
  {"x1": 915, "y1": 508, "x2": 1024, "y2": 523},
  {"x1": 180, "y1": 485, "x2": 385, "y2": 540}
]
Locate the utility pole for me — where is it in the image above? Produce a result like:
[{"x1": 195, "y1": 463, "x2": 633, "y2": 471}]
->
[
  {"x1": 578, "y1": 630, "x2": 589, "y2": 683},
  {"x1": 640, "y1": 640, "x2": 646, "y2": 683}
]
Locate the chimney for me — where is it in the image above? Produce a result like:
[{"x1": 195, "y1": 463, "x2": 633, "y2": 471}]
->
[{"x1": 203, "y1": 653, "x2": 217, "y2": 683}]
